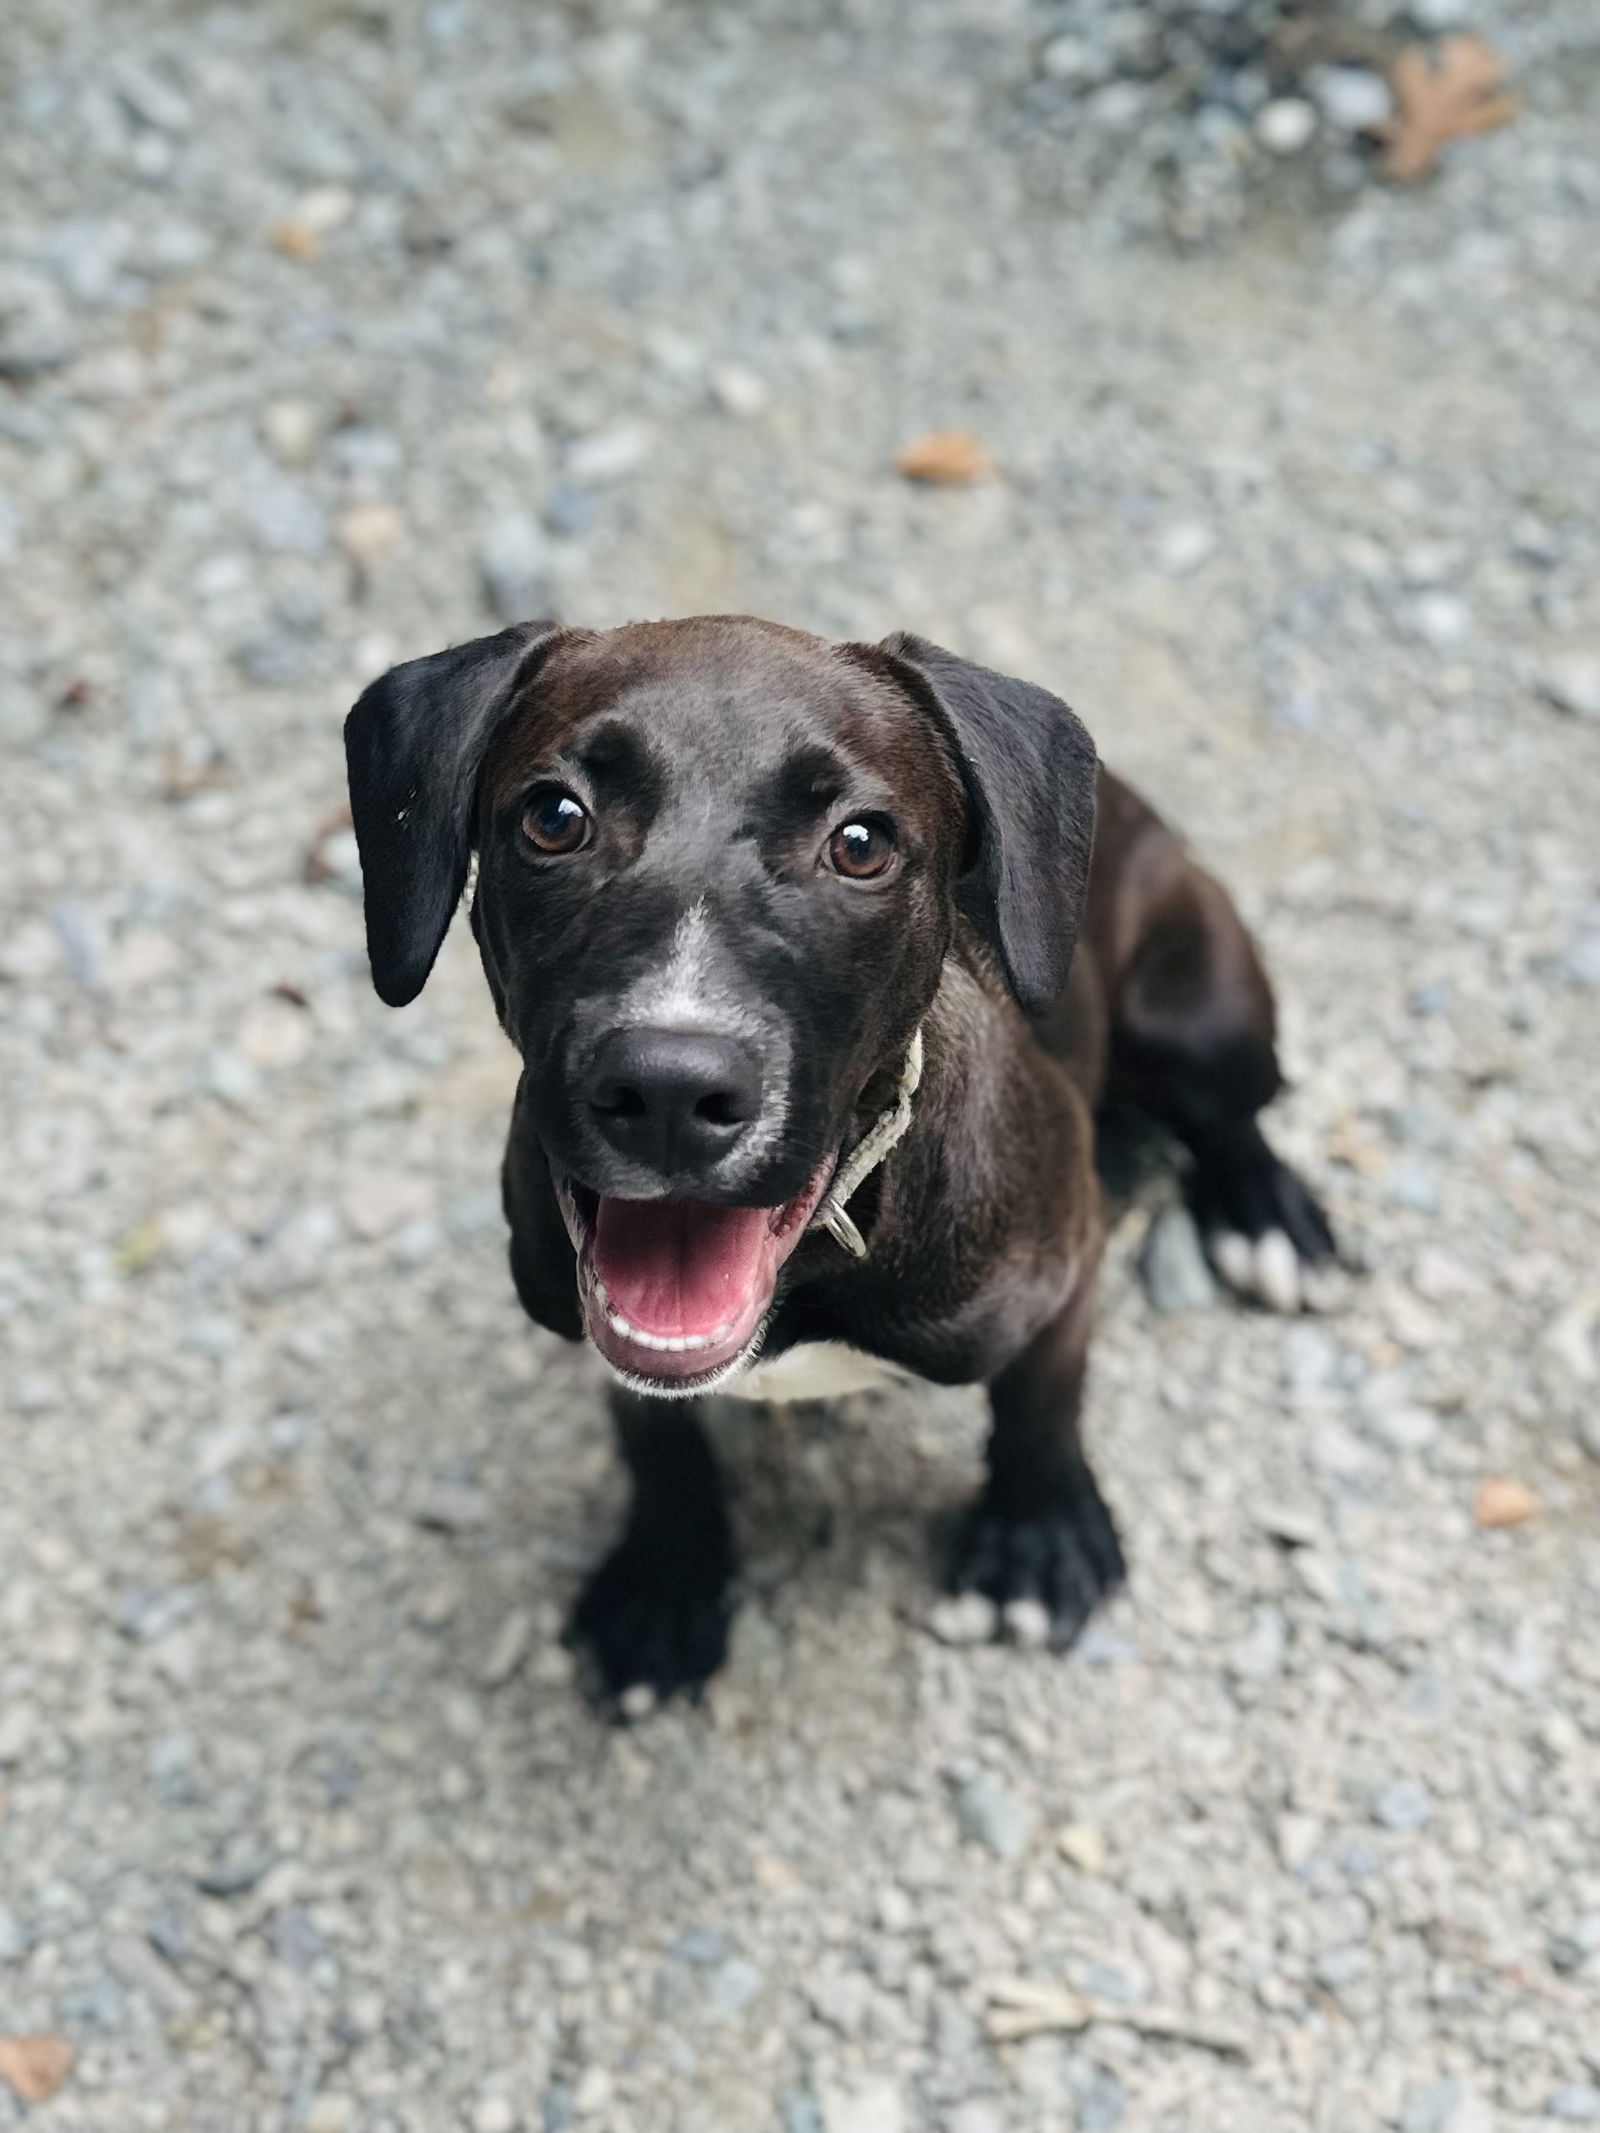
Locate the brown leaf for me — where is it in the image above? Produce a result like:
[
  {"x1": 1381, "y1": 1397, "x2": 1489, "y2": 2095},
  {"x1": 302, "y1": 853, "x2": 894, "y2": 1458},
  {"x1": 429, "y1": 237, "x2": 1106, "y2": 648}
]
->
[
  {"x1": 0, "y1": 2035, "x2": 74, "y2": 2104},
  {"x1": 1381, "y1": 35, "x2": 1515, "y2": 183},
  {"x1": 269, "y1": 219, "x2": 321, "y2": 260},
  {"x1": 896, "y1": 429, "x2": 991, "y2": 484},
  {"x1": 1474, "y1": 1476, "x2": 1539, "y2": 1529}
]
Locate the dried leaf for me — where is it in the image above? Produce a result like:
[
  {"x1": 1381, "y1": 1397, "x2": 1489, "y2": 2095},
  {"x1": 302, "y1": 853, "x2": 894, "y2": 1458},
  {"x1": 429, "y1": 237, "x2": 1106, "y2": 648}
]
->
[
  {"x1": 1474, "y1": 1476, "x2": 1539, "y2": 1529},
  {"x1": 0, "y1": 2035, "x2": 74, "y2": 2104},
  {"x1": 984, "y1": 1976, "x2": 1248, "y2": 2058},
  {"x1": 269, "y1": 219, "x2": 321, "y2": 261},
  {"x1": 1381, "y1": 35, "x2": 1515, "y2": 183},
  {"x1": 896, "y1": 429, "x2": 991, "y2": 484}
]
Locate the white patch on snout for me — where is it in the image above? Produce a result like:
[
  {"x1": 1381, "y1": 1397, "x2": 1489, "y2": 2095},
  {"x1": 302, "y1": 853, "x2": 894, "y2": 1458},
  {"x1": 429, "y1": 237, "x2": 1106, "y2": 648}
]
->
[
  {"x1": 618, "y1": 899, "x2": 791, "y2": 1171},
  {"x1": 732, "y1": 1340, "x2": 915, "y2": 1404}
]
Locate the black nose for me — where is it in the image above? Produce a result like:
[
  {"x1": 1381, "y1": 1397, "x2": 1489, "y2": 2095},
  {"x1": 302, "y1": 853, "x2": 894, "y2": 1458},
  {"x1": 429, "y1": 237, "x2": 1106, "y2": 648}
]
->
[{"x1": 584, "y1": 1027, "x2": 764, "y2": 1176}]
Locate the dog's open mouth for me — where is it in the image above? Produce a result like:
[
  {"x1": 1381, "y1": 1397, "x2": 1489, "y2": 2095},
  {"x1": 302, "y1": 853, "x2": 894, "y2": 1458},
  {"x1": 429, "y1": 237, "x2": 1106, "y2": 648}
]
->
[{"x1": 555, "y1": 1159, "x2": 836, "y2": 1395}]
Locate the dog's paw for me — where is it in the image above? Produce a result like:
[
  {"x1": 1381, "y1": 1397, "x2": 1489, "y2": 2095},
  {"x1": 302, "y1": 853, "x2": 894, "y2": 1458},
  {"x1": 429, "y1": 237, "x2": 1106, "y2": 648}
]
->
[
  {"x1": 1187, "y1": 1126, "x2": 1341, "y2": 1315},
  {"x1": 945, "y1": 1469, "x2": 1126, "y2": 1652},
  {"x1": 566, "y1": 1537, "x2": 732, "y2": 1717}
]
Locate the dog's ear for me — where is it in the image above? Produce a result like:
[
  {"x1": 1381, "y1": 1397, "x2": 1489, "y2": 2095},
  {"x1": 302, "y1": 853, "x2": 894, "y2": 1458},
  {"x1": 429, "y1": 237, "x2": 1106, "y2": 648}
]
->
[
  {"x1": 344, "y1": 621, "x2": 564, "y2": 1007},
  {"x1": 862, "y1": 631, "x2": 1099, "y2": 1018}
]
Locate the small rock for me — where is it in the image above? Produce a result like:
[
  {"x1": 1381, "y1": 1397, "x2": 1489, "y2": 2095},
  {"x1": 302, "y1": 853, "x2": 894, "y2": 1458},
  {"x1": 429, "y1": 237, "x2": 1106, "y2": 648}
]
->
[
  {"x1": 411, "y1": 1481, "x2": 493, "y2": 1533},
  {"x1": 481, "y1": 1607, "x2": 534, "y2": 1689},
  {"x1": 1474, "y1": 1477, "x2": 1539, "y2": 1529},
  {"x1": 947, "y1": 2104, "x2": 1006, "y2": 2133},
  {"x1": 1407, "y1": 592, "x2": 1472, "y2": 649},
  {"x1": 1154, "y1": 520, "x2": 1216, "y2": 577},
  {"x1": 1372, "y1": 1778, "x2": 1434, "y2": 1831},
  {"x1": 1402, "y1": 2079, "x2": 1495, "y2": 2133},
  {"x1": 337, "y1": 502, "x2": 405, "y2": 575},
  {"x1": 261, "y1": 398, "x2": 319, "y2": 466},
  {"x1": 709, "y1": 362, "x2": 768, "y2": 416},
  {"x1": 566, "y1": 426, "x2": 651, "y2": 482},
  {"x1": 928, "y1": 1592, "x2": 998, "y2": 1646},
  {"x1": 1255, "y1": 99, "x2": 1317, "y2": 155},
  {"x1": 474, "y1": 2097, "x2": 520, "y2": 2133},
  {"x1": 478, "y1": 510, "x2": 554, "y2": 623},
  {"x1": 820, "y1": 2077, "x2": 904, "y2": 2133},
  {"x1": 1056, "y1": 1823, "x2": 1106, "y2": 1876},
  {"x1": 304, "y1": 2097, "x2": 356, "y2": 2133},
  {"x1": 196, "y1": 1832, "x2": 276, "y2": 1897},
  {"x1": 705, "y1": 1955, "x2": 764, "y2": 2019},
  {"x1": 1307, "y1": 66, "x2": 1393, "y2": 134},
  {"x1": 0, "y1": 1908, "x2": 27, "y2": 1962},
  {"x1": 1228, "y1": 1603, "x2": 1288, "y2": 1681},
  {"x1": 1548, "y1": 2087, "x2": 1600, "y2": 2123},
  {"x1": 1540, "y1": 651, "x2": 1600, "y2": 721},
  {"x1": 0, "y1": 1704, "x2": 37, "y2": 1765},
  {"x1": 1139, "y1": 1203, "x2": 1217, "y2": 1313},
  {"x1": 954, "y1": 1773, "x2": 1035, "y2": 1861}
]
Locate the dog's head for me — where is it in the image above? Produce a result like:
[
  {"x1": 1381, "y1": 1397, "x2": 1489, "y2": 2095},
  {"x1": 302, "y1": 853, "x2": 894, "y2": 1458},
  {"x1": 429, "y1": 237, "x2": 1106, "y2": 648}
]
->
[{"x1": 346, "y1": 615, "x2": 1096, "y2": 1393}]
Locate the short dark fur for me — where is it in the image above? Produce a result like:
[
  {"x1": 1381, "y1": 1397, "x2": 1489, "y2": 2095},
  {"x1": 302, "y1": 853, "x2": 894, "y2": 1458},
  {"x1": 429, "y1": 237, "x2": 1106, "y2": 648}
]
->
[{"x1": 346, "y1": 615, "x2": 1334, "y2": 1707}]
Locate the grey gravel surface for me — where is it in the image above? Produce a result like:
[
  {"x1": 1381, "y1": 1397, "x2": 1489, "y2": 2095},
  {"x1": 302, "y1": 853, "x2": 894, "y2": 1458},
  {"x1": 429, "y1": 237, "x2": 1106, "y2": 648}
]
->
[{"x1": 3, "y1": 2, "x2": 1600, "y2": 2129}]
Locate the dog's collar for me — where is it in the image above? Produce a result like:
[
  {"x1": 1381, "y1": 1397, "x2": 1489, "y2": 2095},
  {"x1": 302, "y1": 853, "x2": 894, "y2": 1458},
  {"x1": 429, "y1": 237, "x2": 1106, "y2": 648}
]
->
[{"x1": 810, "y1": 1027, "x2": 925, "y2": 1259}]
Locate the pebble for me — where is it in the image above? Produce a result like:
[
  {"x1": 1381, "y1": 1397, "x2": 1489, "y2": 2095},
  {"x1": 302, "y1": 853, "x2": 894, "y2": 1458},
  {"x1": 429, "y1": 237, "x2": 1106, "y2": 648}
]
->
[
  {"x1": 1139, "y1": 1203, "x2": 1217, "y2": 1313},
  {"x1": 1228, "y1": 1604, "x2": 1288, "y2": 1682},
  {"x1": 1056, "y1": 1823, "x2": 1107, "y2": 1876},
  {"x1": 1548, "y1": 2089, "x2": 1600, "y2": 2123},
  {"x1": 954, "y1": 1774, "x2": 1035, "y2": 1861},
  {"x1": 928, "y1": 1593, "x2": 998, "y2": 1646},
  {"x1": 195, "y1": 1833, "x2": 277, "y2": 1898},
  {"x1": 1307, "y1": 67, "x2": 1392, "y2": 135},
  {"x1": 1402, "y1": 2081, "x2": 1496, "y2": 2133},
  {"x1": 1407, "y1": 593, "x2": 1473, "y2": 649},
  {"x1": 1255, "y1": 99, "x2": 1316, "y2": 155},
  {"x1": 820, "y1": 2078, "x2": 904, "y2": 2133},
  {"x1": 946, "y1": 2104, "x2": 1006, "y2": 2133},
  {"x1": 1541, "y1": 651, "x2": 1600, "y2": 721},
  {"x1": 481, "y1": 1607, "x2": 534, "y2": 1689},
  {"x1": 478, "y1": 510, "x2": 555, "y2": 623},
  {"x1": 1373, "y1": 1779, "x2": 1435, "y2": 1832},
  {"x1": 1155, "y1": 521, "x2": 1217, "y2": 578},
  {"x1": 474, "y1": 2096, "x2": 520, "y2": 2133}
]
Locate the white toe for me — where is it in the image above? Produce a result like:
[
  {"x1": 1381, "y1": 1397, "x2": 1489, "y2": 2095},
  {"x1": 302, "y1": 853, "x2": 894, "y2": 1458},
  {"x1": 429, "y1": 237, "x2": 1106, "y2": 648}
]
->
[
  {"x1": 1210, "y1": 1231, "x2": 1256, "y2": 1294},
  {"x1": 1254, "y1": 1229, "x2": 1302, "y2": 1314}
]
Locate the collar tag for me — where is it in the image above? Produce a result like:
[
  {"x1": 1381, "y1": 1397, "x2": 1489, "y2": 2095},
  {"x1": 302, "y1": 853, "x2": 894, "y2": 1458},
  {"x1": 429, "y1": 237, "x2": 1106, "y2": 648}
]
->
[{"x1": 809, "y1": 1027, "x2": 925, "y2": 1260}]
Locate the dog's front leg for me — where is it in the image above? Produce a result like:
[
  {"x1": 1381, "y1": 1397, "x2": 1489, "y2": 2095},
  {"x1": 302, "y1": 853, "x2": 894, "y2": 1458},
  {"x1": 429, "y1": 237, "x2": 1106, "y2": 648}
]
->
[
  {"x1": 949, "y1": 1277, "x2": 1125, "y2": 1648},
  {"x1": 567, "y1": 1390, "x2": 736, "y2": 1715}
]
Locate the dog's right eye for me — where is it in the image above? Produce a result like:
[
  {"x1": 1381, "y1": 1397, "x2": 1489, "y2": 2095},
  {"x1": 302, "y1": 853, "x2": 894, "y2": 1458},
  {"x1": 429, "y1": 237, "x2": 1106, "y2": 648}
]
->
[{"x1": 521, "y1": 787, "x2": 591, "y2": 856}]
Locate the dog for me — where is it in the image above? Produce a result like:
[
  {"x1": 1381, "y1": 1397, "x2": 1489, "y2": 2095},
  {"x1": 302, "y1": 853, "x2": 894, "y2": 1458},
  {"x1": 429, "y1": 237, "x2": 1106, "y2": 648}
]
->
[{"x1": 345, "y1": 615, "x2": 1336, "y2": 1708}]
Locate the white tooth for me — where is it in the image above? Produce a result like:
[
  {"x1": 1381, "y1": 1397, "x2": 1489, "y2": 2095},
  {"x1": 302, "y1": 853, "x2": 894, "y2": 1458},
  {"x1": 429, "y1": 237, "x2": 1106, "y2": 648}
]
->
[
  {"x1": 608, "y1": 1311, "x2": 635, "y2": 1339},
  {"x1": 592, "y1": 1277, "x2": 609, "y2": 1308}
]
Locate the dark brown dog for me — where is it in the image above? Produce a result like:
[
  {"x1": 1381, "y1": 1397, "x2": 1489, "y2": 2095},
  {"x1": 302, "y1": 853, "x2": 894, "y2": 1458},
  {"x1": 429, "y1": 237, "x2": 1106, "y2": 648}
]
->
[{"x1": 346, "y1": 616, "x2": 1335, "y2": 1707}]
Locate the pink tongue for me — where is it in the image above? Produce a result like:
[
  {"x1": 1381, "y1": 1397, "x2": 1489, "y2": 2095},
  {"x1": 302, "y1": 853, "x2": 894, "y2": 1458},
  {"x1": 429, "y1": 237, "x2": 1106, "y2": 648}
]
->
[{"x1": 592, "y1": 1197, "x2": 772, "y2": 1340}]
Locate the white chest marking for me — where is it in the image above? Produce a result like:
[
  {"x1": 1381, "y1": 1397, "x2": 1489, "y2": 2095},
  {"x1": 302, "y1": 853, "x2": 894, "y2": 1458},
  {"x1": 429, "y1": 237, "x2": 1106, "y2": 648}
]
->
[{"x1": 732, "y1": 1340, "x2": 916, "y2": 1404}]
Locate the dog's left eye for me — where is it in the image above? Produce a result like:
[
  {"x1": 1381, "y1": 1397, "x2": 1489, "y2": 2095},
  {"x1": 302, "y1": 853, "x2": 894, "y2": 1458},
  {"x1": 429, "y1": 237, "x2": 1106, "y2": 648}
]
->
[
  {"x1": 521, "y1": 787, "x2": 591, "y2": 855},
  {"x1": 827, "y1": 816, "x2": 897, "y2": 881}
]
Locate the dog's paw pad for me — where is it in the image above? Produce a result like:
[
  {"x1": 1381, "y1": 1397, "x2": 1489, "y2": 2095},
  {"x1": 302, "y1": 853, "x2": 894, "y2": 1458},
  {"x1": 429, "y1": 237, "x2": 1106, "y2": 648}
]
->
[{"x1": 947, "y1": 1477, "x2": 1125, "y2": 1653}]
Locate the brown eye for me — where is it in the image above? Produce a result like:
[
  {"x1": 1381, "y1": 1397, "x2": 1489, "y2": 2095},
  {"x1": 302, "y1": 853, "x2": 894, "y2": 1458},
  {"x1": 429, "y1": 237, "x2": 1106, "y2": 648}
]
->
[
  {"x1": 828, "y1": 816, "x2": 896, "y2": 881},
  {"x1": 521, "y1": 787, "x2": 590, "y2": 855}
]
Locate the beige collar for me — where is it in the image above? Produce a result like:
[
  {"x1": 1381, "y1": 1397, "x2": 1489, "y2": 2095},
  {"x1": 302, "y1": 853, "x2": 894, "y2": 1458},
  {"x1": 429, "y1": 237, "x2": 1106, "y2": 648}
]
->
[{"x1": 809, "y1": 1028, "x2": 925, "y2": 1258}]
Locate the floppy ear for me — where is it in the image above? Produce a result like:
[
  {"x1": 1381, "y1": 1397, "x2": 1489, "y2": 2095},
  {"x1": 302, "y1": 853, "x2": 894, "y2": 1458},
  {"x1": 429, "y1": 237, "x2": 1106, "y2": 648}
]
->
[
  {"x1": 869, "y1": 631, "x2": 1099, "y2": 1018},
  {"x1": 344, "y1": 620, "x2": 564, "y2": 1007}
]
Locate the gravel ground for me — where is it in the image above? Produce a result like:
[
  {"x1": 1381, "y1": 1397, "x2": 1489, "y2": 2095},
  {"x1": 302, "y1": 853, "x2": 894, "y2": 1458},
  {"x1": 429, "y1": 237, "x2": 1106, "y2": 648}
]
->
[{"x1": 3, "y1": 2, "x2": 1600, "y2": 2129}]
